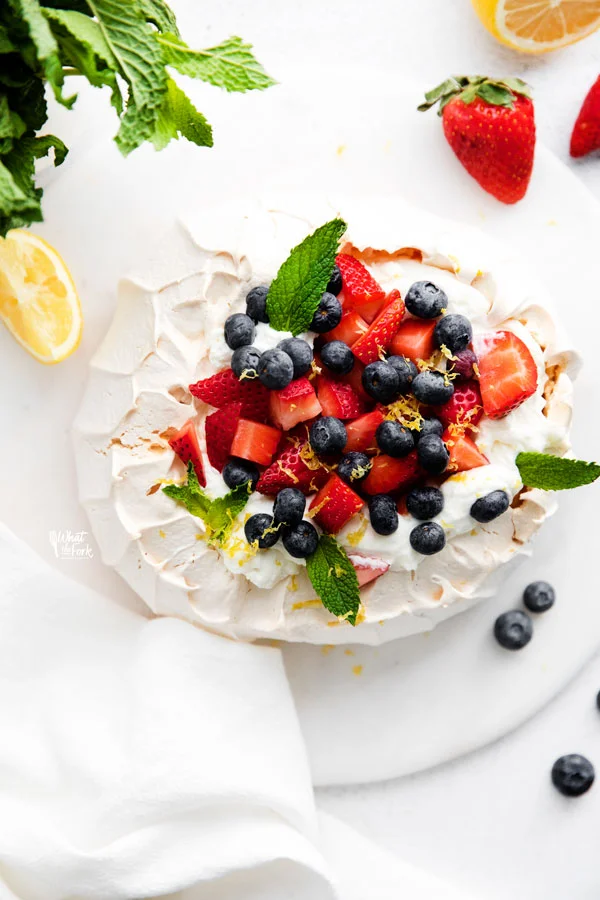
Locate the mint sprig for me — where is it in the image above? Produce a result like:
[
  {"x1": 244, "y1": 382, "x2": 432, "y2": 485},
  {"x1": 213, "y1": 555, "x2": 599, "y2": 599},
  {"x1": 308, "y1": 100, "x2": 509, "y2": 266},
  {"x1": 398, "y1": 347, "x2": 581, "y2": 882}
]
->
[
  {"x1": 0, "y1": 0, "x2": 274, "y2": 235},
  {"x1": 266, "y1": 218, "x2": 347, "y2": 336},
  {"x1": 163, "y1": 462, "x2": 250, "y2": 545},
  {"x1": 516, "y1": 452, "x2": 600, "y2": 491},
  {"x1": 306, "y1": 534, "x2": 361, "y2": 626}
]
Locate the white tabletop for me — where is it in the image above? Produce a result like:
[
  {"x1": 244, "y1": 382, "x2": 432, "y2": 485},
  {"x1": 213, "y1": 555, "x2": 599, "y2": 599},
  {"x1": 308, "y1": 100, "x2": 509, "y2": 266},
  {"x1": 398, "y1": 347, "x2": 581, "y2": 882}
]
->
[{"x1": 179, "y1": 1, "x2": 600, "y2": 895}]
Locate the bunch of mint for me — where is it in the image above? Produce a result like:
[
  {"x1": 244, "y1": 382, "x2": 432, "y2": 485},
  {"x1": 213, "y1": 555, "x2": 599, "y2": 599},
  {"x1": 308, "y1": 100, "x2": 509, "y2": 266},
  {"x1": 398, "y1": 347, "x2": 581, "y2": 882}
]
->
[{"x1": 0, "y1": 0, "x2": 275, "y2": 236}]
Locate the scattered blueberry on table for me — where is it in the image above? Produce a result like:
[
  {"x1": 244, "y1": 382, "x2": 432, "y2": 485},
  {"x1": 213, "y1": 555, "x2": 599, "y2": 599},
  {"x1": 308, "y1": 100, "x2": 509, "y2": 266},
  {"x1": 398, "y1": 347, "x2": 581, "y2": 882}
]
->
[
  {"x1": 551, "y1": 754, "x2": 595, "y2": 797},
  {"x1": 523, "y1": 580, "x2": 556, "y2": 613},
  {"x1": 494, "y1": 610, "x2": 533, "y2": 650}
]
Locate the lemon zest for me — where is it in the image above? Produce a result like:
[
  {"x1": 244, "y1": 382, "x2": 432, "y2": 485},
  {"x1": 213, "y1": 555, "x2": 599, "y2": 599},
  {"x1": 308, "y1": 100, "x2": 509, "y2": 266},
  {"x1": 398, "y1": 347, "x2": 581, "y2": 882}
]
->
[
  {"x1": 292, "y1": 599, "x2": 322, "y2": 611},
  {"x1": 288, "y1": 574, "x2": 298, "y2": 593},
  {"x1": 346, "y1": 514, "x2": 368, "y2": 547}
]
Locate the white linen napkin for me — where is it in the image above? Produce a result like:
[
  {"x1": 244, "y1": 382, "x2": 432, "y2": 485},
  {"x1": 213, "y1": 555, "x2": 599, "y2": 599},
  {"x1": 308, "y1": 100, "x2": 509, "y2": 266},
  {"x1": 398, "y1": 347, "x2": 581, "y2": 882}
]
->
[{"x1": 0, "y1": 523, "x2": 473, "y2": 899}]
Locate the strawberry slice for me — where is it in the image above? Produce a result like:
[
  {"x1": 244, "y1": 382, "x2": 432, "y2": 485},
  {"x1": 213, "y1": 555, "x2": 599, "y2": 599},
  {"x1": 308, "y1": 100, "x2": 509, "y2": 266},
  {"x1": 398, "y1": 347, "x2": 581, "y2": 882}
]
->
[
  {"x1": 336, "y1": 254, "x2": 386, "y2": 310},
  {"x1": 348, "y1": 554, "x2": 390, "y2": 587},
  {"x1": 340, "y1": 359, "x2": 372, "y2": 405},
  {"x1": 362, "y1": 452, "x2": 420, "y2": 495},
  {"x1": 205, "y1": 402, "x2": 242, "y2": 472},
  {"x1": 325, "y1": 309, "x2": 369, "y2": 346},
  {"x1": 317, "y1": 375, "x2": 365, "y2": 420},
  {"x1": 256, "y1": 439, "x2": 328, "y2": 495},
  {"x1": 390, "y1": 319, "x2": 436, "y2": 362},
  {"x1": 230, "y1": 419, "x2": 282, "y2": 467},
  {"x1": 437, "y1": 380, "x2": 483, "y2": 429},
  {"x1": 190, "y1": 368, "x2": 270, "y2": 421},
  {"x1": 269, "y1": 378, "x2": 322, "y2": 431},
  {"x1": 351, "y1": 291, "x2": 406, "y2": 365},
  {"x1": 444, "y1": 429, "x2": 489, "y2": 473},
  {"x1": 169, "y1": 419, "x2": 206, "y2": 486},
  {"x1": 345, "y1": 409, "x2": 385, "y2": 454},
  {"x1": 475, "y1": 331, "x2": 538, "y2": 419},
  {"x1": 309, "y1": 474, "x2": 364, "y2": 534}
]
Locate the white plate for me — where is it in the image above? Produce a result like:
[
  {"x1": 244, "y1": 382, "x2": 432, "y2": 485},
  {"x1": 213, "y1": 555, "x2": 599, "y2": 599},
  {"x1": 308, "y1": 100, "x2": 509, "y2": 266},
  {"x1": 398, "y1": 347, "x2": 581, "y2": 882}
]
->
[{"x1": 2, "y1": 70, "x2": 599, "y2": 787}]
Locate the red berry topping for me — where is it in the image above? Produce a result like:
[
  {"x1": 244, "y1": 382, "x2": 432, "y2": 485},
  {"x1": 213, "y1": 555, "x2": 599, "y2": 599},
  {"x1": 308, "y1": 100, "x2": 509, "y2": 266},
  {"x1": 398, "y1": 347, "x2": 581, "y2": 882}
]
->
[
  {"x1": 325, "y1": 309, "x2": 369, "y2": 346},
  {"x1": 352, "y1": 291, "x2": 406, "y2": 365},
  {"x1": 570, "y1": 75, "x2": 600, "y2": 159},
  {"x1": 443, "y1": 429, "x2": 489, "y2": 474},
  {"x1": 309, "y1": 473, "x2": 364, "y2": 534},
  {"x1": 269, "y1": 377, "x2": 322, "y2": 431},
  {"x1": 317, "y1": 375, "x2": 365, "y2": 420},
  {"x1": 345, "y1": 409, "x2": 385, "y2": 455},
  {"x1": 390, "y1": 318, "x2": 436, "y2": 363},
  {"x1": 475, "y1": 330, "x2": 538, "y2": 419},
  {"x1": 190, "y1": 368, "x2": 270, "y2": 421},
  {"x1": 437, "y1": 380, "x2": 483, "y2": 429},
  {"x1": 256, "y1": 439, "x2": 328, "y2": 496},
  {"x1": 169, "y1": 419, "x2": 206, "y2": 486},
  {"x1": 335, "y1": 254, "x2": 386, "y2": 310},
  {"x1": 230, "y1": 419, "x2": 282, "y2": 467},
  {"x1": 361, "y1": 452, "x2": 420, "y2": 495},
  {"x1": 348, "y1": 554, "x2": 390, "y2": 587},
  {"x1": 205, "y1": 402, "x2": 242, "y2": 472}
]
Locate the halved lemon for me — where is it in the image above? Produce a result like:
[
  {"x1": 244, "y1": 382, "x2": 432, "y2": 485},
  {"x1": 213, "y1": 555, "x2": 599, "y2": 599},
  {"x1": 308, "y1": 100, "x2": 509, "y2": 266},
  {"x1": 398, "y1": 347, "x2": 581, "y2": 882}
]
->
[
  {"x1": 0, "y1": 230, "x2": 82, "y2": 364},
  {"x1": 472, "y1": 0, "x2": 600, "y2": 53}
]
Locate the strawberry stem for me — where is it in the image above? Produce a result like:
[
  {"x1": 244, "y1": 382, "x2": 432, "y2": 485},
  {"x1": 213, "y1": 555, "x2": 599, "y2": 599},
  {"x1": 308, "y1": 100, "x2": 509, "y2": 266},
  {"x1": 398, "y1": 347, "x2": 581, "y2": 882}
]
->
[{"x1": 418, "y1": 76, "x2": 532, "y2": 115}]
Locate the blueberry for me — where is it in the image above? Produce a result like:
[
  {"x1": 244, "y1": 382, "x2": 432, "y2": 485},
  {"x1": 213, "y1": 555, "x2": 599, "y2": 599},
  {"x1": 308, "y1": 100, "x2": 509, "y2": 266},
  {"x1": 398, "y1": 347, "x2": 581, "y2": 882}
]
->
[
  {"x1": 224, "y1": 313, "x2": 255, "y2": 350},
  {"x1": 434, "y1": 314, "x2": 473, "y2": 354},
  {"x1": 387, "y1": 355, "x2": 418, "y2": 393},
  {"x1": 311, "y1": 292, "x2": 343, "y2": 333},
  {"x1": 376, "y1": 420, "x2": 415, "y2": 457},
  {"x1": 405, "y1": 281, "x2": 448, "y2": 319},
  {"x1": 222, "y1": 459, "x2": 259, "y2": 491},
  {"x1": 246, "y1": 285, "x2": 270, "y2": 323},
  {"x1": 309, "y1": 416, "x2": 347, "y2": 455},
  {"x1": 273, "y1": 487, "x2": 306, "y2": 527},
  {"x1": 231, "y1": 345, "x2": 261, "y2": 380},
  {"x1": 416, "y1": 434, "x2": 449, "y2": 474},
  {"x1": 406, "y1": 486, "x2": 444, "y2": 520},
  {"x1": 337, "y1": 451, "x2": 372, "y2": 484},
  {"x1": 411, "y1": 370, "x2": 454, "y2": 405},
  {"x1": 416, "y1": 417, "x2": 444, "y2": 441},
  {"x1": 321, "y1": 340, "x2": 354, "y2": 375},
  {"x1": 244, "y1": 513, "x2": 279, "y2": 549},
  {"x1": 470, "y1": 490, "x2": 510, "y2": 523},
  {"x1": 368, "y1": 494, "x2": 399, "y2": 535},
  {"x1": 596, "y1": 690, "x2": 600, "y2": 712},
  {"x1": 362, "y1": 360, "x2": 400, "y2": 404},
  {"x1": 449, "y1": 348, "x2": 478, "y2": 382},
  {"x1": 551, "y1": 755, "x2": 595, "y2": 797},
  {"x1": 327, "y1": 264, "x2": 343, "y2": 296},
  {"x1": 258, "y1": 348, "x2": 294, "y2": 390},
  {"x1": 410, "y1": 522, "x2": 446, "y2": 555},
  {"x1": 523, "y1": 580, "x2": 555, "y2": 613},
  {"x1": 277, "y1": 337, "x2": 313, "y2": 378},
  {"x1": 494, "y1": 610, "x2": 533, "y2": 650},
  {"x1": 282, "y1": 520, "x2": 319, "y2": 558}
]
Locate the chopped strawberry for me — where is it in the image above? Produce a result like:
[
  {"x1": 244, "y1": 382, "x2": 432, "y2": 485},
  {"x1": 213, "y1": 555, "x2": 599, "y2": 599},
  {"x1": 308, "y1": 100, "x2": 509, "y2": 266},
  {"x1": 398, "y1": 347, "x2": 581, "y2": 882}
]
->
[
  {"x1": 390, "y1": 318, "x2": 436, "y2": 362},
  {"x1": 474, "y1": 331, "x2": 538, "y2": 419},
  {"x1": 256, "y1": 439, "x2": 328, "y2": 495},
  {"x1": 190, "y1": 368, "x2": 270, "y2": 421},
  {"x1": 205, "y1": 402, "x2": 242, "y2": 472},
  {"x1": 348, "y1": 554, "x2": 390, "y2": 587},
  {"x1": 437, "y1": 380, "x2": 483, "y2": 429},
  {"x1": 269, "y1": 378, "x2": 322, "y2": 431},
  {"x1": 362, "y1": 452, "x2": 420, "y2": 495},
  {"x1": 317, "y1": 375, "x2": 365, "y2": 420},
  {"x1": 345, "y1": 410, "x2": 385, "y2": 454},
  {"x1": 340, "y1": 359, "x2": 371, "y2": 405},
  {"x1": 444, "y1": 429, "x2": 489, "y2": 473},
  {"x1": 335, "y1": 254, "x2": 386, "y2": 311},
  {"x1": 169, "y1": 420, "x2": 206, "y2": 486},
  {"x1": 325, "y1": 309, "x2": 369, "y2": 346},
  {"x1": 352, "y1": 292, "x2": 406, "y2": 365},
  {"x1": 357, "y1": 294, "x2": 389, "y2": 324},
  {"x1": 230, "y1": 419, "x2": 282, "y2": 467},
  {"x1": 309, "y1": 474, "x2": 364, "y2": 534}
]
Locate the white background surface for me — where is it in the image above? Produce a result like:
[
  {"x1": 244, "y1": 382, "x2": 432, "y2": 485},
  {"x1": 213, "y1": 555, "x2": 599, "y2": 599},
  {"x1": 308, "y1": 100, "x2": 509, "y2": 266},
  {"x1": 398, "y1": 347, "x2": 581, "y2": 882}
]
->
[{"x1": 2, "y1": 1, "x2": 600, "y2": 897}]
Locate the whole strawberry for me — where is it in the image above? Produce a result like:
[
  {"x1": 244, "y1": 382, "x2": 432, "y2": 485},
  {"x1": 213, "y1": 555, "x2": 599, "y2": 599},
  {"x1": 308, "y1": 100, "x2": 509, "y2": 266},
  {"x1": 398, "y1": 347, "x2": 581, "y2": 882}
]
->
[
  {"x1": 419, "y1": 76, "x2": 535, "y2": 204},
  {"x1": 570, "y1": 75, "x2": 600, "y2": 158}
]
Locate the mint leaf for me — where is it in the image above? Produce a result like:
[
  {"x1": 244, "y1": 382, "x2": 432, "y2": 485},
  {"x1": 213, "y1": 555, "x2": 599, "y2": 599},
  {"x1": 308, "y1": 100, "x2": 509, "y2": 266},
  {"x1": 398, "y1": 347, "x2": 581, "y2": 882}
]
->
[
  {"x1": 516, "y1": 452, "x2": 600, "y2": 491},
  {"x1": 150, "y1": 77, "x2": 213, "y2": 150},
  {"x1": 0, "y1": 158, "x2": 39, "y2": 227},
  {"x1": 306, "y1": 535, "x2": 361, "y2": 626},
  {"x1": 0, "y1": 95, "x2": 26, "y2": 155},
  {"x1": 8, "y1": 0, "x2": 74, "y2": 107},
  {"x1": 157, "y1": 33, "x2": 275, "y2": 92},
  {"x1": 162, "y1": 462, "x2": 250, "y2": 544},
  {"x1": 0, "y1": 25, "x2": 16, "y2": 53},
  {"x1": 84, "y1": 0, "x2": 168, "y2": 155},
  {"x1": 138, "y1": 0, "x2": 180, "y2": 36},
  {"x1": 266, "y1": 218, "x2": 347, "y2": 336}
]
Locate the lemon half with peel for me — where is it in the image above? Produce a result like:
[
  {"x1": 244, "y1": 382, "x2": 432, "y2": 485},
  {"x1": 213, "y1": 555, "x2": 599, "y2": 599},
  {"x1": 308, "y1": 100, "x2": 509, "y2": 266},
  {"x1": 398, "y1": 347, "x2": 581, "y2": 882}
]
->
[
  {"x1": 472, "y1": 0, "x2": 600, "y2": 53},
  {"x1": 0, "y1": 230, "x2": 82, "y2": 364}
]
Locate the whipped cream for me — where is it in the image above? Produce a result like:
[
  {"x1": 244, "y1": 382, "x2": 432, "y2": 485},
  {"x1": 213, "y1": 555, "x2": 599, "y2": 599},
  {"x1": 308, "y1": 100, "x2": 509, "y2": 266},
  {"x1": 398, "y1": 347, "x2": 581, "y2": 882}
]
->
[{"x1": 73, "y1": 195, "x2": 577, "y2": 645}]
